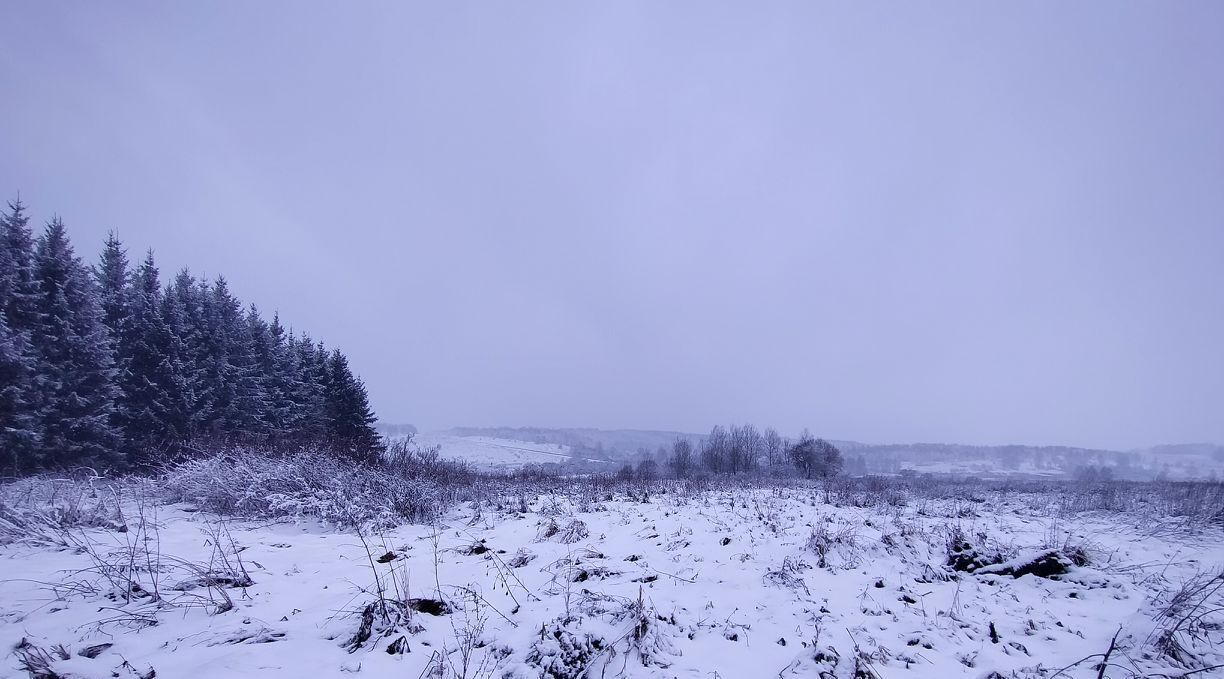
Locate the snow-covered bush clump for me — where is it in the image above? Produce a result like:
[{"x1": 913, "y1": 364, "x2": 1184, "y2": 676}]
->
[
  {"x1": 0, "y1": 474, "x2": 129, "y2": 546},
  {"x1": 518, "y1": 616, "x2": 606, "y2": 678},
  {"x1": 160, "y1": 449, "x2": 449, "y2": 529}
]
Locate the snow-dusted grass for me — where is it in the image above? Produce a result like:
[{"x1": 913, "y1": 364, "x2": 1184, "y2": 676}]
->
[
  {"x1": 2, "y1": 470, "x2": 1222, "y2": 678},
  {"x1": 0, "y1": 476, "x2": 128, "y2": 550},
  {"x1": 159, "y1": 450, "x2": 461, "y2": 529}
]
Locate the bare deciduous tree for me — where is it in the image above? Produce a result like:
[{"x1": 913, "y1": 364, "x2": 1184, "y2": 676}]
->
[
  {"x1": 764, "y1": 427, "x2": 783, "y2": 467},
  {"x1": 669, "y1": 438, "x2": 694, "y2": 478},
  {"x1": 702, "y1": 426, "x2": 728, "y2": 474},
  {"x1": 727, "y1": 424, "x2": 763, "y2": 474}
]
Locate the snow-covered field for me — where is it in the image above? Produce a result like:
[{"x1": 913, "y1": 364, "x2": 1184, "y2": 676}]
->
[
  {"x1": 3, "y1": 480, "x2": 1222, "y2": 678},
  {"x1": 409, "y1": 434, "x2": 603, "y2": 470}
]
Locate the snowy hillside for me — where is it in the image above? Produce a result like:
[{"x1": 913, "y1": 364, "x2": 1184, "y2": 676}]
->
[{"x1": 407, "y1": 433, "x2": 614, "y2": 471}]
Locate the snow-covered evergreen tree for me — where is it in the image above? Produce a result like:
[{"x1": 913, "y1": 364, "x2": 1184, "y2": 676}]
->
[
  {"x1": 288, "y1": 333, "x2": 328, "y2": 443},
  {"x1": 95, "y1": 232, "x2": 130, "y2": 342},
  {"x1": 118, "y1": 251, "x2": 180, "y2": 464},
  {"x1": 201, "y1": 277, "x2": 269, "y2": 441},
  {"x1": 32, "y1": 217, "x2": 123, "y2": 469},
  {"x1": 2, "y1": 198, "x2": 384, "y2": 470},
  {"x1": 249, "y1": 308, "x2": 296, "y2": 442},
  {"x1": 1, "y1": 199, "x2": 41, "y2": 334},
  {"x1": 0, "y1": 311, "x2": 41, "y2": 472},
  {"x1": 0, "y1": 199, "x2": 45, "y2": 471},
  {"x1": 163, "y1": 269, "x2": 211, "y2": 441},
  {"x1": 95, "y1": 232, "x2": 133, "y2": 446},
  {"x1": 324, "y1": 349, "x2": 381, "y2": 458}
]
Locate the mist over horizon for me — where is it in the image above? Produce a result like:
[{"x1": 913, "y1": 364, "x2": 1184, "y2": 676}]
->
[
  {"x1": 4, "y1": 2, "x2": 1222, "y2": 452},
  {"x1": 400, "y1": 421, "x2": 1223, "y2": 454}
]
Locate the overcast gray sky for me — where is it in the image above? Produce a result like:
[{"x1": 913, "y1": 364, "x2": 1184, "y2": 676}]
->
[{"x1": 2, "y1": 2, "x2": 1222, "y2": 449}]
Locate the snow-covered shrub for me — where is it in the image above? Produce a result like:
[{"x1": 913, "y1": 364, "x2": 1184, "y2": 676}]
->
[
  {"x1": 617, "y1": 592, "x2": 685, "y2": 669},
  {"x1": 536, "y1": 518, "x2": 588, "y2": 544},
  {"x1": 557, "y1": 519, "x2": 589, "y2": 544},
  {"x1": 830, "y1": 475, "x2": 908, "y2": 509},
  {"x1": 1058, "y1": 538, "x2": 1093, "y2": 567},
  {"x1": 943, "y1": 524, "x2": 1010, "y2": 573},
  {"x1": 807, "y1": 516, "x2": 862, "y2": 569},
  {"x1": 508, "y1": 548, "x2": 537, "y2": 568},
  {"x1": 343, "y1": 599, "x2": 425, "y2": 654},
  {"x1": 383, "y1": 438, "x2": 473, "y2": 484},
  {"x1": 765, "y1": 555, "x2": 811, "y2": 594},
  {"x1": 521, "y1": 616, "x2": 605, "y2": 679},
  {"x1": 160, "y1": 450, "x2": 450, "y2": 529},
  {"x1": 0, "y1": 474, "x2": 126, "y2": 546},
  {"x1": 808, "y1": 521, "x2": 832, "y2": 567}
]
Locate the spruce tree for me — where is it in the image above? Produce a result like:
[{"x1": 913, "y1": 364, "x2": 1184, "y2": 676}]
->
[
  {"x1": 1, "y1": 199, "x2": 45, "y2": 471},
  {"x1": 324, "y1": 349, "x2": 380, "y2": 458},
  {"x1": 163, "y1": 270, "x2": 210, "y2": 441},
  {"x1": 201, "y1": 277, "x2": 268, "y2": 442},
  {"x1": 288, "y1": 334, "x2": 327, "y2": 444},
  {"x1": 32, "y1": 217, "x2": 122, "y2": 468},
  {"x1": 119, "y1": 252, "x2": 179, "y2": 464},
  {"x1": 0, "y1": 312, "x2": 40, "y2": 472},
  {"x1": 196, "y1": 276, "x2": 231, "y2": 440},
  {"x1": 1, "y1": 198, "x2": 41, "y2": 333},
  {"x1": 266, "y1": 314, "x2": 295, "y2": 440},
  {"x1": 95, "y1": 232, "x2": 133, "y2": 445},
  {"x1": 95, "y1": 232, "x2": 130, "y2": 342},
  {"x1": 249, "y1": 308, "x2": 294, "y2": 442}
]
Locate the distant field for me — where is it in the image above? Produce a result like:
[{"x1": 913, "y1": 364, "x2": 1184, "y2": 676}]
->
[
  {"x1": 408, "y1": 433, "x2": 614, "y2": 470},
  {"x1": 389, "y1": 427, "x2": 1224, "y2": 481}
]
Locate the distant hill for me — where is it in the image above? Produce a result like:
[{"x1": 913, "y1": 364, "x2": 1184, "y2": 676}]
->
[
  {"x1": 429, "y1": 427, "x2": 1224, "y2": 480},
  {"x1": 445, "y1": 426, "x2": 701, "y2": 459},
  {"x1": 833, "y1": 441, "x2": 1224, "y2": 480},
  {"x1": 1137, "y1": 443, "x2": 1224, "y2": 458},
  {"x1": 409, "y1": 432, "x2": 616, "y2": 471},
  {"x1": 834, "y1": 441, "x2": 1124, "y2": 479}
]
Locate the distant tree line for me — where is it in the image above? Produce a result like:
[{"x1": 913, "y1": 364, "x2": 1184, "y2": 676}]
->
[
  {"x1": 619, "y1": 424, "x2": 844, "y2": 480},
  {"x1": 1, "y1": 199, "x2": 380, "y2": 474}
]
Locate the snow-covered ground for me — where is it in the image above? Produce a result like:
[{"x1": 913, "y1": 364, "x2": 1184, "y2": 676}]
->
[
  {"x1": 2, "y1": 484, "x2": 1222, "y2": 678},
  {"x1": 409, "y1": 433, "x2": 612, "y2": 470}
]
